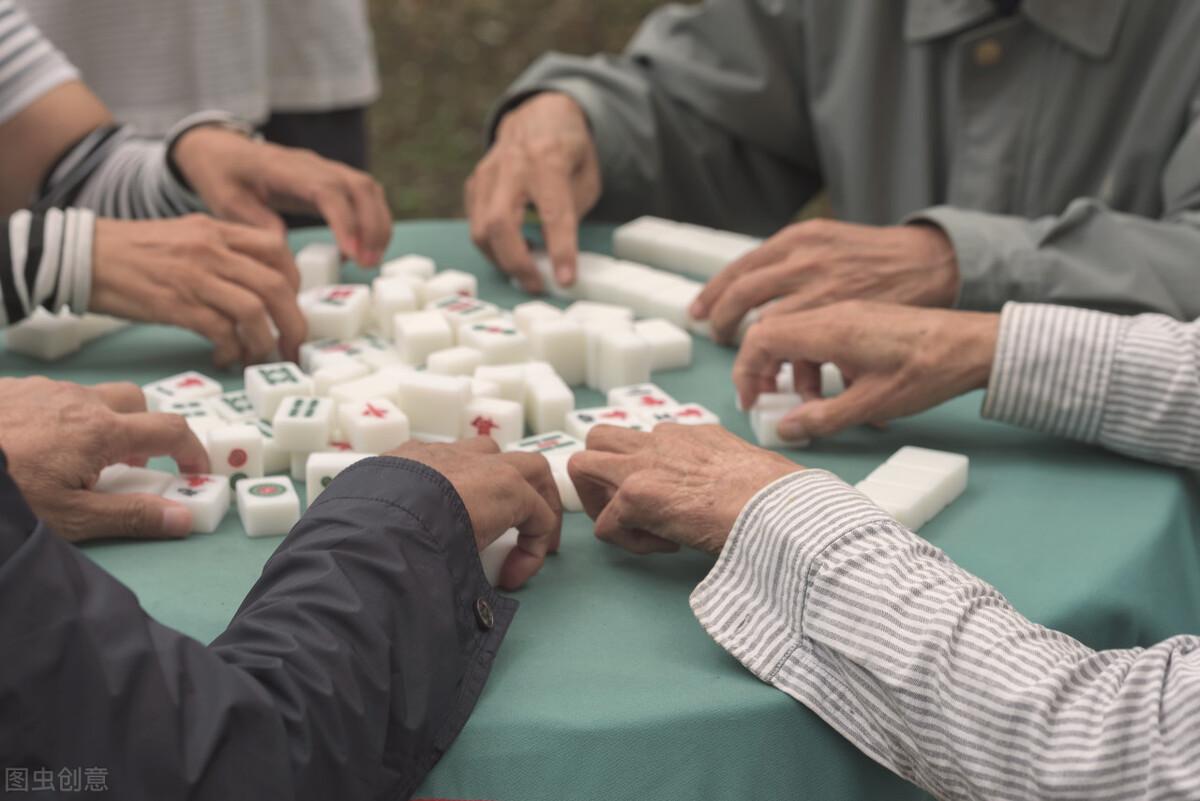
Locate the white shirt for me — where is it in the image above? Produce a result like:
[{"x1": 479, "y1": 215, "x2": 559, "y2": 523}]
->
[{"x1": 16, "y1": 0, "x2": 379, "y2": 135}]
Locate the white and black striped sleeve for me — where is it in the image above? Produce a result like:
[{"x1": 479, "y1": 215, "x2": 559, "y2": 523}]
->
[
  {"x1": 691, "y1": 470, "x2": 1200, "y2": 800},
  {"x1": 983, "y1": 302, "x2": 1200, "y2": 469},
  {"x1": 1, "y1": 0, "x2": 208, "y2": 220},
  {"x1": 0, "y1": 208, "x2": 94, "y2": 326},
  {"x1": 33, "y1": 121, "x2": 207, "y2": 219}
]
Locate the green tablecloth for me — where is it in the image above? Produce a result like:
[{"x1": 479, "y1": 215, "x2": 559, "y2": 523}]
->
[{"x1": 3, "y1": 220, "x2": 1199, "y2": 801}]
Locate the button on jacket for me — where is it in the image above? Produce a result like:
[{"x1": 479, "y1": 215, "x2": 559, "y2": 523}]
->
[{"x1": 494, "y1": 0, "x2": 1200, "y2": 318}]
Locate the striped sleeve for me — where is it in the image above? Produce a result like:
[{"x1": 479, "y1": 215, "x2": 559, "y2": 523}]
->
[
  {"x1": 33, "y1": 124, "x2": 205, "y2": 219},
  {"x1": 0, "y1": 208, "x2": 94, "y2": 327},
  {"x1": 983, "y1": 302, "x2": 1200, "y2": 469},
  {"x1": 1, "y1": 0, "x2": 207, "y2": 219},
  {"x1": 0, "y1": 0, "x2": 77, "y2": 125},
  {"x1": 692, "y1": 470, "x2": 1200, "y2": 800}
]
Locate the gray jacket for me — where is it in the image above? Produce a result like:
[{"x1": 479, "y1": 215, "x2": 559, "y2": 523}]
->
[{"x1": 494, "y1": 0, "x2": 1200, "y2": 317}]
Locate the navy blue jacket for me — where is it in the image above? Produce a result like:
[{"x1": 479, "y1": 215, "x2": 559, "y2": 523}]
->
[{"x1": 0, "y1": 454, "x2": 515, "y2": 799}]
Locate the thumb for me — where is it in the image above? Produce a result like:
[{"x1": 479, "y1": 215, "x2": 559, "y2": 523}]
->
[
  {"x1": 779, "y1": 380, "x2": 890, "y2": 441},
  {"x1": 61, "y1": 491, "x2": 193, "y2": 542}
]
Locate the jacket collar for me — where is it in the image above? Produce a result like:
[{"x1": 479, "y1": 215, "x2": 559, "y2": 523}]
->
[{"x1": 904, "y1": 0, "x2": 1129, "y2": 59}]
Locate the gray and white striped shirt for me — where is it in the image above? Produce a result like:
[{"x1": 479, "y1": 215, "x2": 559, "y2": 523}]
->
[
  {"x1": 692, "y1": 302, "x2": 1200, "y2": 800},
  {"x1": 0, "y1": 0, "x2": 205, "y2": 328}
]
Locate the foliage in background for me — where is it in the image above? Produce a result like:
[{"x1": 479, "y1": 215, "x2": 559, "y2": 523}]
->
[{"x1": 367, "y1": 0, "x2": 659, "y2": 219}]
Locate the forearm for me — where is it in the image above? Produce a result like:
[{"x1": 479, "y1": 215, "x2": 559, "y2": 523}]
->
[
  {"x1": 692, "y1": 471, "x2": 1200, "y2": 800},
  {"x1": 490, "y1": 2, "x2": 820, "y2": 232},
  {"x1": 983, "y1": 303, "x2": 1200, "y2": 469},
  {"x1": 0, "y1": 208, "x2": 94, "y2": 326},
  {"x1": 912, "y1": 200, "x2": 1200, "y2": 318},
  {"x1": 0, "y1": 458, "x2": 512, "y2": 800}
]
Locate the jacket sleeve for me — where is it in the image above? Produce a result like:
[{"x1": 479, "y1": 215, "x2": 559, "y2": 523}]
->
[
  {"x1": 909, "y1": 97, "x2": 1200, "y2": 317},
  {"x1": 982, "y1": 303, "x2": 1200, "y2": 469},
  {"x1": 488, "y1": 0, "x2": 822, "y2": 235},
  {"x1": 692, "y1": 470, "x2": 1200, "y2": 800},
  {"x1": 0, "y1": 455, "x2": 514, "y2": 801}
]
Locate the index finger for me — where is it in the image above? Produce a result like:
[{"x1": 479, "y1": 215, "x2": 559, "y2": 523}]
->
[
  {"x1": 89, "y1": 381, "x2": 146, "y2": 413},
  {"x1": 499, "y1": 479, "x2": 561, "y2": 590},
  {"x1": 220, "y1": 220, "x2": 301, "y2": 292},
  {"x1": 501, "y1": 450, "x2": 564, "y2": 542},
  {"x1": 108, "y1": 412, "x2": 210, "y2": 474},
  {"x1": 567, "y1": 449, "x2": 643, "y2": 508},
  {"x1": 585, "y1": 424, "x2": 651, "y2": 455},
  {"x1": 737, "y1": 315, "x2": 844, "y2": 410},
  {"x1": 691, "y1": 237, "x2": 790, "y2": 320},
  {"x1": 340, "y1": 167, "x2": 393, "y2": 266},
  {"x1": 528, "y1": 167, "x2": 579, "y2": 286}
]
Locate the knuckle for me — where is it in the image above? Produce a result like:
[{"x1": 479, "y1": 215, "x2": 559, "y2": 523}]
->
[
  {"x1": 526, "y1": 137, "x2": 563, "y2": 161},
  {"x1": 799, "y1": 217, "x2": 834, "y2": 238},
  {"x1": 115, "y1": 500, "x2": 149, "y2": 537},
  {"x1": 260, "y1": 270, "x2": 290, "y2": 296},
  {"x1": 234, "y1": 296, "x2": 268, "y2": 323}
]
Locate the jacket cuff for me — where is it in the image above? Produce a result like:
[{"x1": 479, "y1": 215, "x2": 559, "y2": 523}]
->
[
  {"x1": 315, "y1": 455, "x2": 517, "y2": 627},
  {"x1": 0, "y1": 454, "x2": 39, "y2": 565},
  {"x1": 313, "y1": 456, "x2": 517, "y2": 778},
  {"x1": 689, "y1": 470, "x2": 893, "y2": 681},
  {"x1": 905, "y1": 205, "x2": 1051, "y2": 311},
  {"x1": 982, "y1": 303, "x2": 1126, "y2": 443}
]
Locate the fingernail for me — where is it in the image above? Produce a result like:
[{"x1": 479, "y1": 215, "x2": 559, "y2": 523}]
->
[
  {"x1": 162, "y1": 506, "x2": 192, "y2": 538},
  {"x1": 555, "y1": 267, "x2": 572, "y2": 286},
  {"x1": 690, "y1": 300, "x2": 706, "y2": 319},
  {"x1": 778, "y1": 420, "x2": 808, "y2": 441}
]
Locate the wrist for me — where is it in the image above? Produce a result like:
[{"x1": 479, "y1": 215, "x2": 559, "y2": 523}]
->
[
  {"x1": 907, "y1": 222, "x2": 960, "y2": 307},
  {"x1": 167, "y1": 112, "x2": 257, "y2": 190},
  {"x1": 957, "y1": 312, "x2": 1001, "y2": 391}
]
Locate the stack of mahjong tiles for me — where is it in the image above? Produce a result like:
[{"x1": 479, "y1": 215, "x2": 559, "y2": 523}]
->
[
  {"x1": 107, "y1": 245, "x2": 714, "y2": 542},
  {"x1": 4, "y1": 308, "x2": 130, "y2": 361},
  {"x1": 855, "y1": 447, "x2": 970, "y2": 531}
]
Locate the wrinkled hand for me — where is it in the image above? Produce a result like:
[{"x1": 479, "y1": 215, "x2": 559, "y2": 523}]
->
[
  {"x1": 568, "y1": 424, "x2": 800, "y2": 556},
  {"x1": 0, "y1": 377, "x2": 209, "y2": 542},
  {"x1": 172, "y1": 126, "x2": 392, "y2": 267},
  {"x1": 386, "y1": 437, "x2": 563, "y2": 590},
  {"x1": 734, "y1": 301, "x2": 999, "y2": 441},
  {"x1": 92, "y1": 215, "x2": 307, "y2": 368},
  {"x1": 691, "y1": 219, "x2": 960, "y2": 344},
  {"x1": 465, "y1": 92, "x2": 602, "y2": 292}
]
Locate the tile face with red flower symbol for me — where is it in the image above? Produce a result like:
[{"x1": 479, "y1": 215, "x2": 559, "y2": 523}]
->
[
  {"x1": 564, "y1": 407, "x2": 649, "y2": 441},
  {"x1": 606, "y1": 383, "x2": 678, "y2": 411},
  {"x1": 641, "y1": 403, "x2": 721, "y2": 428},
  {"x1": 461, "y1": 397, "x2": 524, "y2": 448},
  {"x1": 162, "y1": 474, "x2": 231, "y2": 533},
  {"x1": 142, "y1": 371, "x2": 222, "y2": 412},
  {"x1": 338, "y1": 398, "x2": 411, "y2": 454}
]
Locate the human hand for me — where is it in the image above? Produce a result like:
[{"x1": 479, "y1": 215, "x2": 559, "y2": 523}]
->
[
  {"x1": 386, "y1": 437, "x2": 564, "y2": 590},
  {"x1": 0, "y1": 377, "x2": 210, "y2": 542},
  {"x1": 567, "y1": 424, "x2": 800, "y2": 556},
  {"x1": 691, "y1": 219, "x2": 959, "y2": 344},
  {"x1": 465, "y1": 92, "x2": 602, "y2": 292},
  {"x1": 734, "y1": 301, "x2": 999, "y2": 441},
  {"x1": 91, "y1": 215, "x2": 307, "y2": 368},
  {"x1": 172, "y1": 126, "x2": 392, "y2": 267}
]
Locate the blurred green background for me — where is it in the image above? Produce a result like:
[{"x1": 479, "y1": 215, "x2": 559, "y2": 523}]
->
[{"x1": 366, "y1": 0, "x2": 660, "y2": 220}]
